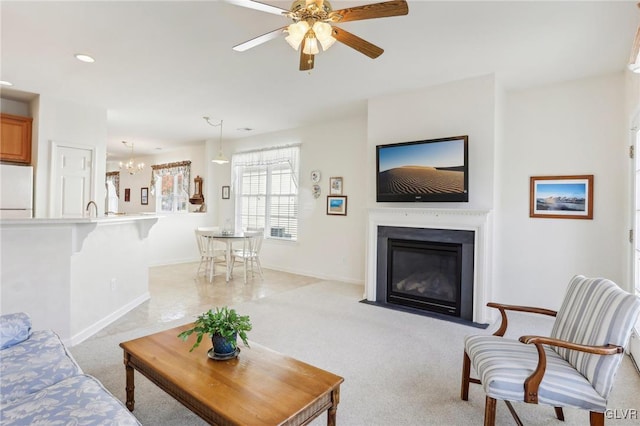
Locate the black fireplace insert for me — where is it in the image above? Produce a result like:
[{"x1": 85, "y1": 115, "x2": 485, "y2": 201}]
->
[
  {"x1": 376, "y1": 226, "x2": 475, "y2": 322},
  {"x1": 387, "y1": 238, "x2": 462, "y2": 316}
]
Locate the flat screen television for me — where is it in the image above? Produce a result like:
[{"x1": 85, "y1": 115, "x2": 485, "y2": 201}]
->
[{"x1": 376, "y1": 135, "x2": 468, "y2": 202}]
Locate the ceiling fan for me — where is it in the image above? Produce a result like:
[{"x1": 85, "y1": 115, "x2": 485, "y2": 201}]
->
[{"x1": 228, "y1": 0, "x2": 409, "y2": 71}]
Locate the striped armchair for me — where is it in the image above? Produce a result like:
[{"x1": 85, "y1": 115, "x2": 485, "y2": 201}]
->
[{"x1": 461, "y1": 275, "x2": 640, "y2": 425}]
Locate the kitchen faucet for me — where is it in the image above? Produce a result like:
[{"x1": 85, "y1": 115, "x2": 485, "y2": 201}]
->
[{"x1": 85, "y1": 201, "x2": 98, "y2": 218}]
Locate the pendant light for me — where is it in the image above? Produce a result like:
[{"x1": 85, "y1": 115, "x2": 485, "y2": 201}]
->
[{"x1": 203, "y1": 117, "x2": 229, "y2": 165}]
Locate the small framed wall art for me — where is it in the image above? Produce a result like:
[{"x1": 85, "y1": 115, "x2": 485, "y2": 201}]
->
[
  {"x1": 529, "y1": 175, "x2": 593, "y2": 219},
  {"x1": 141, "y1": 187, "x2": 149, "y2": 205},
  {"x1": 329, "y1": 177, "x2": 343, "y2": 195},
  {"x1": 327, "y1": 195, "x2": 347, "y2": 216},
  {"x1": 124, "y1": 188, "x2": 131, "y2": 202},
  {"x1": 222, "y1": 185, "x2": 230, "y2": 200}
]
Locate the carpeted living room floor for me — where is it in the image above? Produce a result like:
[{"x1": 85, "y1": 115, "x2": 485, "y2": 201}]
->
[{"x1": 70, "y1": 262, "x2": 640, "y2": 425}]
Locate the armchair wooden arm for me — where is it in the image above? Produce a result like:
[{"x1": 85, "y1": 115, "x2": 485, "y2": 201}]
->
[
  {"x1": 517, "y1": 335, "x2": 623, "y2": 404},
  {"x1": 487, "y1": 302, "x2": 557, "y2": 337}
]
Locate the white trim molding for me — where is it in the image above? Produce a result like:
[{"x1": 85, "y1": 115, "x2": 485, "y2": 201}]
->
[{"x1": 366, "y1": 207, "x2": 493, "y2": 324}]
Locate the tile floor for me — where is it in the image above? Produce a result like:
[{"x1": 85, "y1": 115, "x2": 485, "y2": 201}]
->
[{"x1": 94, "y1": 261, "x2": 323, "y2": 338}]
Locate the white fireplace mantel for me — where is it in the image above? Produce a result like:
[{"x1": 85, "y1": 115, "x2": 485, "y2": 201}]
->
[{"x1": 366, "y1": 207, "x2": 494, "y2": 324}]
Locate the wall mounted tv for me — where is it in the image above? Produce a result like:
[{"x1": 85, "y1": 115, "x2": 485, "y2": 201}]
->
[{"x1": 376, "y1": 135, "x2": 469, "y2": 203}]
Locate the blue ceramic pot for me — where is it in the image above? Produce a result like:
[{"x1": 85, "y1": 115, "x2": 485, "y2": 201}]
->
[{"x1": 211, "y1": 332, "x2": 236, "y2": 356}]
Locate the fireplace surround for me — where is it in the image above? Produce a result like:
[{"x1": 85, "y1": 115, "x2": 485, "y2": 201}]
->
[{"x1": 366, "y1": 208, "x2": 492, "y2": 325}]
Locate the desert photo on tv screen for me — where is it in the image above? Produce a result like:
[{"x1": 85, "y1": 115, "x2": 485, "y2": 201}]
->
[{"x1": 378, "y1": 138, "x2": 466, "y2": 197}]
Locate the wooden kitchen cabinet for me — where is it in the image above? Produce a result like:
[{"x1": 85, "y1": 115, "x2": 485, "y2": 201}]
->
[{"x1": 1, "y1": 113, "x2": 33, "y2": 164}]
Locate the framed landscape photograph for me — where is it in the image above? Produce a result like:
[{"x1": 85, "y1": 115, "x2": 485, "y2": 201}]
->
[
  {"x1": 141, "y1": 187, "x2": 148, "y2": 205},
  {"x1": 530, "y1": 175, "x2": 593, "y2": 219},
  {"x1": 329, "y1": 177, "x2": 343, "y2": 195},
  {"x1": 327, "y1": 196, "x2": 347, "y2": 216}
]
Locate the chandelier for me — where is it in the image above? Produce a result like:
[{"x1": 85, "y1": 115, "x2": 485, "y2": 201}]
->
[
  {"x1": 203, "y1": 117, "x2": 229, "y2": 165},
  {"x1": 119, "y1": 141, "x2": 145, "y2": 175}
]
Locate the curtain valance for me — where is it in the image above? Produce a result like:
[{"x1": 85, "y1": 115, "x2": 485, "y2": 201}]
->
[
  {"x1": 231, "y1": 144, "x2": 300, "y2": 187},
  {"x1": 150, "y1": 161, "x2": 191, "y2": 196},
  {"x1": 106, "y1": 171, "x2": 120, "y2": 197}
]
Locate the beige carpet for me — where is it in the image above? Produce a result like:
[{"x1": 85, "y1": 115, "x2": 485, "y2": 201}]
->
[{"x1": 70, "y1": 280, "x2": 640, "y2": 425}]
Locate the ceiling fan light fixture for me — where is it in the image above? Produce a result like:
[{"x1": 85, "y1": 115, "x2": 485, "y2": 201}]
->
[
  {"x1": 313, "y1": 22, "x2": 336, "y2": 51},
  {"x1": 303, "y1": 34, "x2": 319, "y2": 55},
  {"x1": 285, "y1": 21, "x2": 310, "y2": 50},
  {"x1": 230, "y1": 0, "x2": 409, "y2": 71}
]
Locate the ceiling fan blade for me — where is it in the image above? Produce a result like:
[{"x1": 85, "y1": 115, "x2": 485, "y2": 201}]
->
[
  {"x1": 225, "y1": 0, "x2": 288, "y2": 16},
  {"x1": 233, "y1": 27, "x2": 286, "y2": 52},
  {"x1": 299, "y1": 42, "x2": 315, "y2": 71},
  {"x1": 331, "y1": 27, "x2": 383, "y2": 59},
  {"x1": 630, "y1": 25, "x2": 640, "y2": 68},
  {"x1": 329, "y1": 0, "x2": 408, "y2": 23}
]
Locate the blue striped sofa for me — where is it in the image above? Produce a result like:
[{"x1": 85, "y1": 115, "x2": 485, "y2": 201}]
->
[
  {"x1": 0, "y1": 312, "x2": 140, "y2": 425},
  {"x1": 461, "y1": 275, "x2": 640, "y2": 425}
]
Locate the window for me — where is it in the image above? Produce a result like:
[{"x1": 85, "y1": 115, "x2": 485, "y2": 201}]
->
[
  {"x1": 232, "y1": 145, "x2": 299, "y2": 240},
  {"x1": 151, "y1": 161, "x2": 191, "y2": 213}
]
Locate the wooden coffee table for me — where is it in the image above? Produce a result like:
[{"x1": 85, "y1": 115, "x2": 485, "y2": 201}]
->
[{"x1": 119, "y1": 324, "x2": 344, "y2": 425}]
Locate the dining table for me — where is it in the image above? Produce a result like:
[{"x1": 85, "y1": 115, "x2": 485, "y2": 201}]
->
[{"x1": 206, "y1": 231, "x2": 246, "y2": 282}]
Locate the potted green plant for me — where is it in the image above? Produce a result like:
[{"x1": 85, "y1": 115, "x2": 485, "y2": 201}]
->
[{"x1": 177, "y1": 306, "x2": 252, "y2": 357}]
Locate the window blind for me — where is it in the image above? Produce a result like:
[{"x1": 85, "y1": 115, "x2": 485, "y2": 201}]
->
[{"x1": 232, "y1": 145, "x2": 300, "y2": 240}]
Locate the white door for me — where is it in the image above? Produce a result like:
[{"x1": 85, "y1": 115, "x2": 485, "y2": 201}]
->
[
  {"x1": 631, "y1": 120, "x2": 640, "y2": 366},
  {"x1": 51, "y1": 143, "x2": 94, "y2": 217}
]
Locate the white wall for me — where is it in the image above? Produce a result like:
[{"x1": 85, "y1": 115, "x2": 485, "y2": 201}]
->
[
  {"x1": 106, "y1": 142, "x2": 221, "y2": 266},
  {"x1": 6, "y1": 72, "x2": 632, "y2": 320},
  {"x1": 0, "y1": 98, "x2": 31, "y2": 116},
  {"x1": 496, "y1": 73, "x2": 628, "y2": 308},
  {"x1": 626, "y1": 69, "x2": 640, "y2": 120},
  {"x1": 1, "y1": 219, "x2": 155, "y2": 344},
  {"x1": 32, "y1": 95, "x2": 108, "y2": 217},
  {"x1": 70, "y1": 221, "x2": 151, "y2": 342},
  {"x1": 365, "y1": 72, "x2": 630, "y2": 311},
  {"x1": 135, "y1": 128, "x2": 365, "y2": 271},
  {"x1": 367, "y1": 74, "x2": 497, "y2": 210},
  {"x1": 220, "y1": 114, "x2": 368, "y2": 283},
  {"x1": 1, "y1": 225, "x2": 72, "y2": 337},
  {"x1": 147, "y1": 213, "x2": 214, "y2": 266},
  {"x1": 108, "y1": 144, "x2": 209, "y2": 215}
]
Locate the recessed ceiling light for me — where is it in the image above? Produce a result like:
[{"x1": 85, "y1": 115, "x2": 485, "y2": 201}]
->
[
  {"x1": 75, "y1": 53, "x2": 95, "y2": 63},
  {"x1": 0, "y1": 80, "x2": 13, "y2": 86}
]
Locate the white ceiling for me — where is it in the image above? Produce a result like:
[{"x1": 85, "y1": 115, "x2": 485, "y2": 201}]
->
[{"x1": 1, "y1": 1, "x2": 638, "y2": 160}]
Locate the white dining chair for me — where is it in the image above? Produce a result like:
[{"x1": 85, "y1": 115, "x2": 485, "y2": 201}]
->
[
  {"x1": 230, "y1": 228, "x2": 264, "y2": 284},
  {"x1": 194, "y1": 227, "x2": 226, "y2": 282}
]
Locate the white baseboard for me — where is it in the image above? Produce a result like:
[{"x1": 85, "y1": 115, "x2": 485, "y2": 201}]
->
[
  {"x1": 149, "y1": 257, "x2": 199, "y2": 267},
  {"x1": 261, "y1": 262, "x2": 364, "y2": 286},
  {"x1": 149, "y1": 258, "x2": 364, "y2": 285},
  {"x1": 68, "y1": 292, "x2": 151, "y2": 347}
]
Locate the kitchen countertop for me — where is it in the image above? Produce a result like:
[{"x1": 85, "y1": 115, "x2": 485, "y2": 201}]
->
[
  {"x1": 1, "y1": 214, "x2": 160, "y2": 254},
  {"x1": 0, "y1": 213, "x2": 160, "y2": 226}
]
